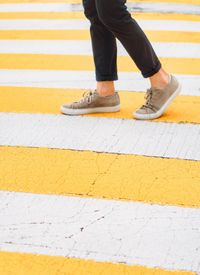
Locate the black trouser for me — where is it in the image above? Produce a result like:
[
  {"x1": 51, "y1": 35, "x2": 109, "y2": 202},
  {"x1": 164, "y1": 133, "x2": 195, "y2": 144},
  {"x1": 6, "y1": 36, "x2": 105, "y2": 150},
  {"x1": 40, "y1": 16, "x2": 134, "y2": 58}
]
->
[{"x1": 82, "y1": 0, "x2": 162, "y2": 81}]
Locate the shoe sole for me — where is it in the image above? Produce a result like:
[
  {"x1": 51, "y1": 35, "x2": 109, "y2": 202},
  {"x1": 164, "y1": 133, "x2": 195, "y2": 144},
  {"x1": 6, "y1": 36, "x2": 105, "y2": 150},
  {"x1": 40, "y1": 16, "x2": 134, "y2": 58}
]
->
[
  {"x1": 133, "y1": 83, "x2": 182, "y2": 120},
  {"x1": 60, "y1": 104, "x2": 121, "y2": 115}
]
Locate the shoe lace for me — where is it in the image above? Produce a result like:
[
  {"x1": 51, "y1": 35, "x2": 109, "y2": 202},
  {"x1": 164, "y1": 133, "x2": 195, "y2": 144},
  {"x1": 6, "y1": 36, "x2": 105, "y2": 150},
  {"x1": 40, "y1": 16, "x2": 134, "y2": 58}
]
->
[
  {"x1": 80, "y1": 90, "x2": 95, "y2": 104},
  {"x1": 141, "y1": 88, "x2": 155, "y2": 110}
]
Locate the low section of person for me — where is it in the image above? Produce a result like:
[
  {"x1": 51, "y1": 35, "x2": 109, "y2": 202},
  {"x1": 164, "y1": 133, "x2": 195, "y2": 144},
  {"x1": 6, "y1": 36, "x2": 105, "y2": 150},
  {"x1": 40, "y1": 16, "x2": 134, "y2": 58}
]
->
[{"x1": 60, "y1": 0, "x2": 181, "y2": 120}]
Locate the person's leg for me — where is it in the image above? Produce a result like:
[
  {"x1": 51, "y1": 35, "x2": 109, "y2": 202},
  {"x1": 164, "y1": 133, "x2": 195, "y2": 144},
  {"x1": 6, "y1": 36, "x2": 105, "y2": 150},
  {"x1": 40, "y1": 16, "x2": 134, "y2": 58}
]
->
[
  {"x1": 60, "y1": 0, "x2": 120, "y2": 115},
  {"x1": 95, "y1": 0, "x2": 181, "y2": 119},
  {"x1": 95, "y1": 0, "x2": 163, "y2": 82},
  {"x1": 83, "y1": 0, "x2": 117, "y2": 96},
  {"x1": 85, "y1": 0, "x2": 169, "y2": 95}
]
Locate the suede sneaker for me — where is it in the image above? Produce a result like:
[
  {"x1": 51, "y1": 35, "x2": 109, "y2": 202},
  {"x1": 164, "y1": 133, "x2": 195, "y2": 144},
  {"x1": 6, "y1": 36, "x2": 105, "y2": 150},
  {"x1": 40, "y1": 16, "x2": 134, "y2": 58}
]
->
[
  {"x1": 133, "y1": 74, "x2": 181, "y2": 120},
  {"x1": 60, "y1": 90, "x2": 120, "y2": 115}
]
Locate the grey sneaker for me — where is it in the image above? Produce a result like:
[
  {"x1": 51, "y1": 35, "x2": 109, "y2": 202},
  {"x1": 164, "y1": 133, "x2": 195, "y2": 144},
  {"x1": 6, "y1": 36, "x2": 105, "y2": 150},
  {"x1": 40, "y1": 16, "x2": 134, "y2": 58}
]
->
[
  {"x1": 133, "y1": 74, "x2": 181, "y2": 120},
  {"x1": 60, "y1": 90, "x2": 120, "y2": 115}
]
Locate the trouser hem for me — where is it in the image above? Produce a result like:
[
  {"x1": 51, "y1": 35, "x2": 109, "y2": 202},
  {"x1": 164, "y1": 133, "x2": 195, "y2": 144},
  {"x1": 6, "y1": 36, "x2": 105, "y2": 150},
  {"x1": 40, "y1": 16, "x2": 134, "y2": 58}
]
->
[
  {"x1": 142, "y1": 62, "x2": 162, "y2": 78},
  {"x1": 96, "y1": 74, "x2": 118, "y2": 81}
]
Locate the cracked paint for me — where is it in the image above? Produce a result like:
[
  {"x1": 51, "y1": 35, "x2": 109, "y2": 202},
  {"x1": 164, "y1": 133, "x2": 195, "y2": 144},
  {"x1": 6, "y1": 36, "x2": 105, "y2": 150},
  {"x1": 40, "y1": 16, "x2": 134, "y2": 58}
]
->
[
  {"x1": 0, "y1": 191, "x2": 200, "y2": 272},
  {"x1": 0, "y1": 146, "x2": 200, "y2": 207},
  {"x1": 0, "y1": 1, "x2": 200, "y2": 274},
  {"x1": 1, "y1": 113, "x2": 200, "y2": 160}
]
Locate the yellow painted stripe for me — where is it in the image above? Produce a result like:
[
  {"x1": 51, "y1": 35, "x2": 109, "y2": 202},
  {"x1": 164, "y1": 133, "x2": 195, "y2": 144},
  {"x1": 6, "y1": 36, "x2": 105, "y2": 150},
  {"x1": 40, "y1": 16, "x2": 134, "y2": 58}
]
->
[
  {"x1": 0, "y1": 252, "x2": 195, "y2": 275},
  {"x1": 0, "y1": 30, "x2": 199, "y2": 43},
  {"x1": 0, "y1": 12, "x2": 199, "y2": 21},
  {"x1": 0, "y1": 54, "x2": 199, "y2": 75},
  {"x1": 1, "y1": 87, "x2": 200, "y2": 124},
  {"x1": 1, "y1": 146, "x2": 200, "y2": 208},
  {"x1": 0, "y1": 0, "x2": 199, "y2": 5}
]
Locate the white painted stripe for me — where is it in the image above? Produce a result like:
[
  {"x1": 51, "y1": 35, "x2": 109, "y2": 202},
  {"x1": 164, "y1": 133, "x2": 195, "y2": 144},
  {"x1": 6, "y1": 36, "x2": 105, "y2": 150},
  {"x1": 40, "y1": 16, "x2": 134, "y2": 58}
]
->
[
  {"x1": 127, "y1": 2, "x2": 200, "y2": 15},
  {"x1": 0, "y1": 70, "x2": 199, "y2": 96},
  {"x1": 0, "y1": 113, "x2": 200, "y2": 161},
  {"x1": 0, "y1": 19, "x2": 199, "y2": 32},
  {"x1": 0, "y1": 2, "x2": 199, "y2": 15},
  {"x1": 1, "y1": 191, "x2": 200, "y2": 272},
  {"x1": 0, "y1": 3, "x2": 75, "y2": 12},
  {"x1": 0, "y1": 19, "x2": 90, "y2": 30},
  {"x1": 0, "y1": 40, "x2": 199, "y2": 58}
]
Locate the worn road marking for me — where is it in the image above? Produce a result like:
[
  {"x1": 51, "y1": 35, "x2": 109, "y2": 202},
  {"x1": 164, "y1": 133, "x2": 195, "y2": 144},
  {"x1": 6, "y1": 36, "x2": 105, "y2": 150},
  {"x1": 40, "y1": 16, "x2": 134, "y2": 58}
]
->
[
  {"x1": 1, "y1": 191, "x2": 200, "y2": 272},
  {"x1": 0, "y1": 2, "x2": 199, "y2": 274},
  {"x1": 0, "y1": 146, "x2": 200, "y2": 207},
  {"x1": 0, "y1": 113, "x2": 200, "y2": 160}
]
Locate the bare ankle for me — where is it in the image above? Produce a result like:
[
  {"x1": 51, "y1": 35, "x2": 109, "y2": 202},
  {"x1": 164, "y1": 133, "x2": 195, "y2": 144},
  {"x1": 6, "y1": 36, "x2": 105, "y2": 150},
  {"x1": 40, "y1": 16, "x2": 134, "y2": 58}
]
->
[
  {"x1": 149, "y1": 68, "x2": 170, "y2": 90},
  {"x1": 97, "y1": 81, "x2": 115, "y2": 96}
]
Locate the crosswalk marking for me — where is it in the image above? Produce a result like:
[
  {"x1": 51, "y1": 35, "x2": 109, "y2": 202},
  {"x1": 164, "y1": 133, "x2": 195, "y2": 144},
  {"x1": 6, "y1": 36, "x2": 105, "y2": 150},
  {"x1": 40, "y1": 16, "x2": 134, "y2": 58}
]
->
[
  {"x1": 1, "y1": 30, "x2": 199, "y2": 43},
  {"x1": 0, "y1": 40, "x2": 199, "y2": 58},
  {"x1": 131, "y1": 0, "x2": 200, "y2": 4},
  {"x1": 0, "y1": 0, "x2": 199, "y2": 5},
  {"x1": 0, "y1": 87, "x2": 200, "y2": 123},
  {"x1": 1, "y1": 191, "x2": 200, "y2": 272},
  {"x1": 0, "y1": 71, "x2": 199, "y2": 96},
  {"x1": 0, "y1": 19, "x2": 199, "y2": 31},
  {"x1": 0, "y1": 54, "x2": 199, "y2": 75},
  {"x1": 1, "y1": 113, "x2": 200, "y2": 161},
  {"x1": 0, "y1": 0, "x2": 199, "y2": 274},
  {"x1": 0, "y1": 12, "x2": 199, "y2": 21},
  {"x1": 126, "y1": 2, "x2": 200, "y2": 14},
  {"x1": 1, "y1": 146, "x2": 200, "y2": 207},
  {"x1": 0, "y1": 2, "x2": 199, "y2": 14},
  {"x1": 0, "y1": 251, "x2": 195, "y2": 275}
]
